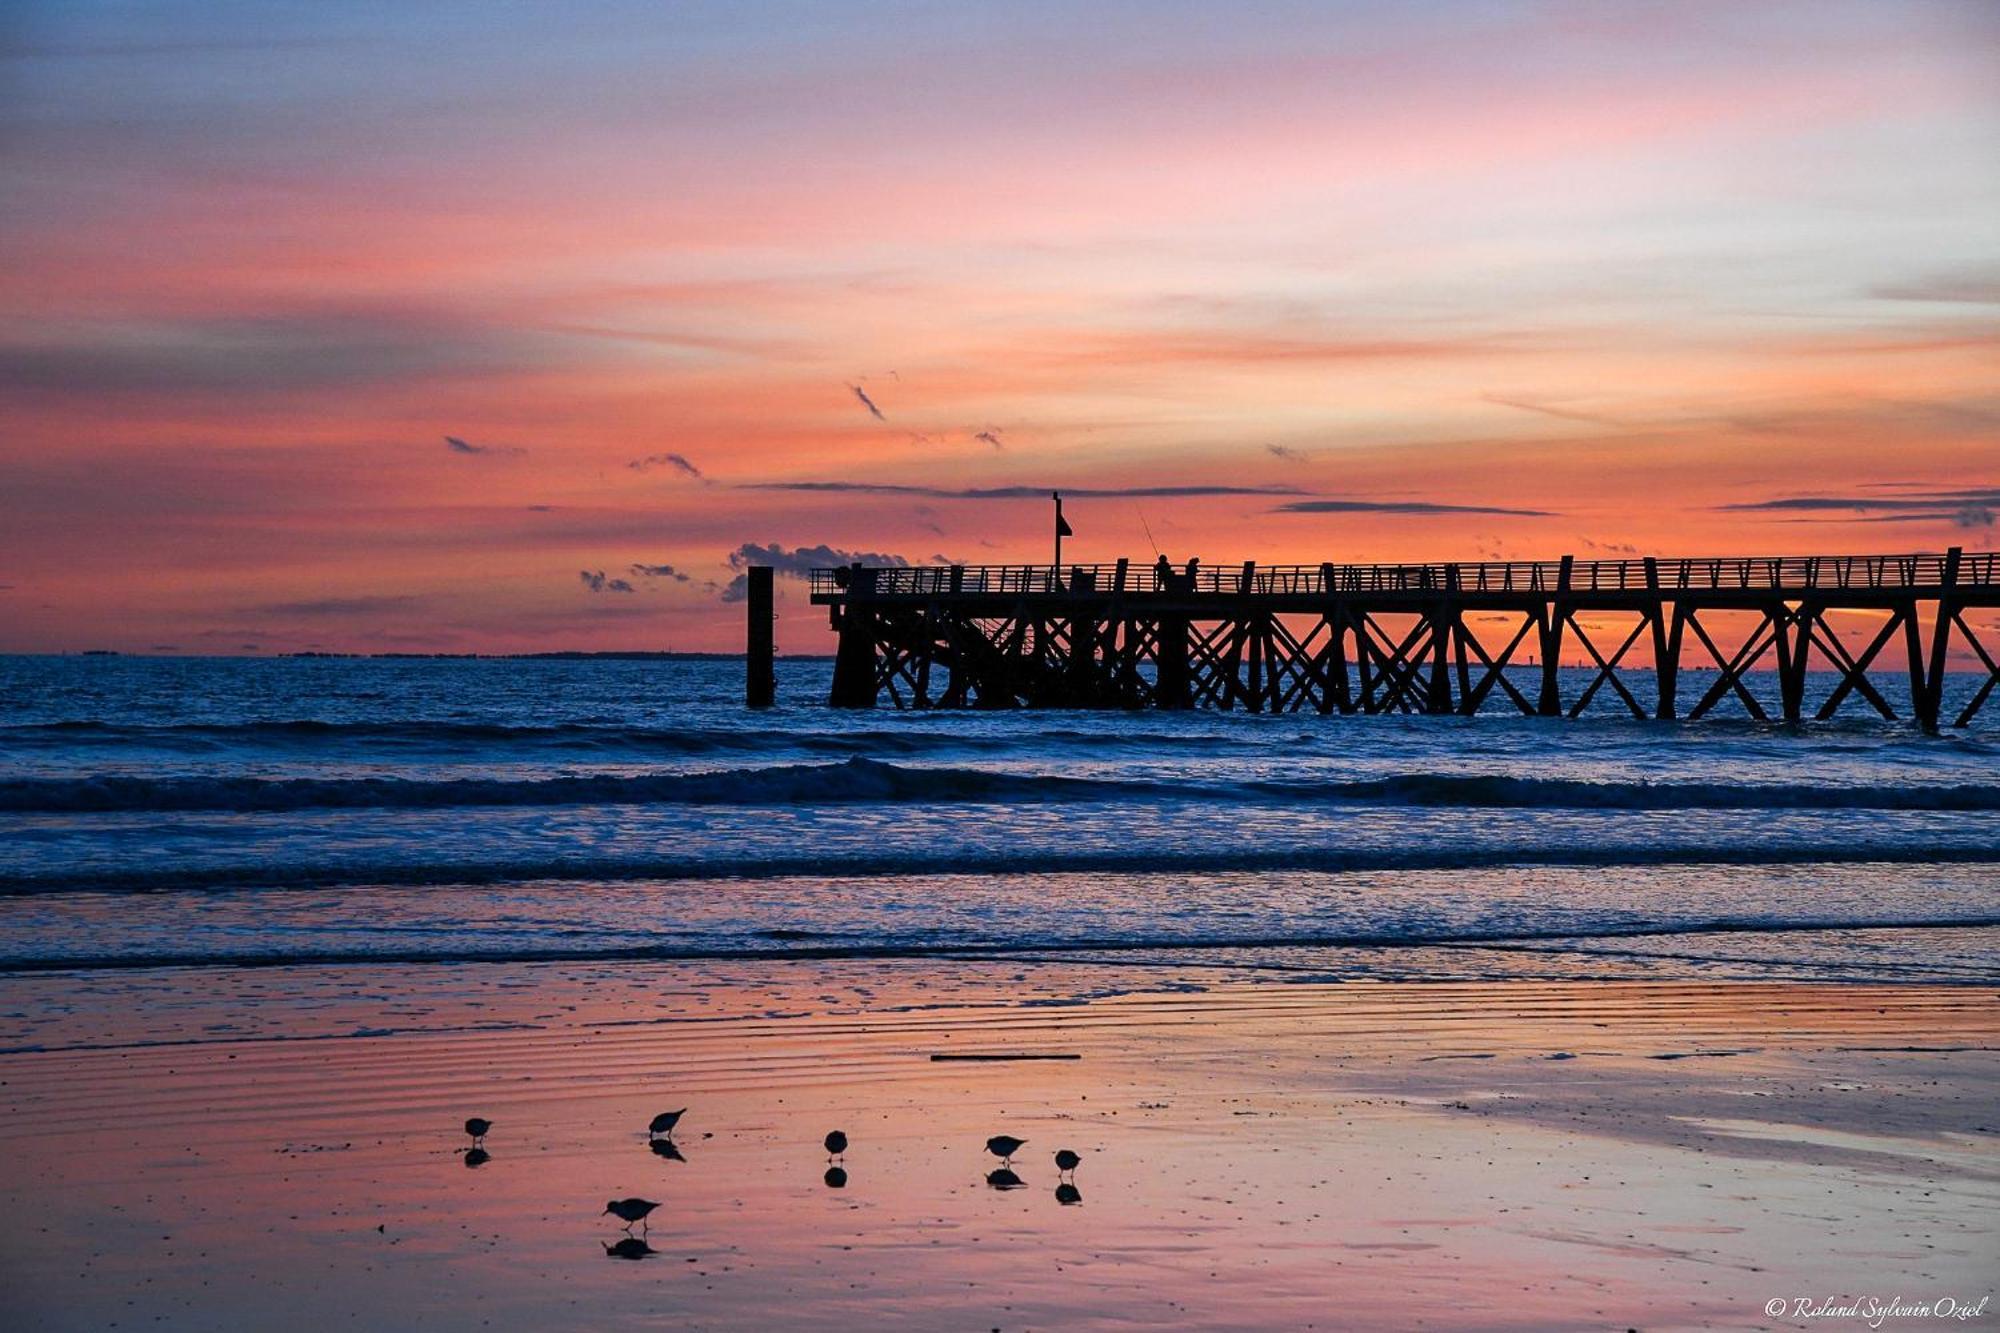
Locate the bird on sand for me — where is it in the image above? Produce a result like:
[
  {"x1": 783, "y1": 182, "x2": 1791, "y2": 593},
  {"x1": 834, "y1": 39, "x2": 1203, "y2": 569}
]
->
[
  {"x1": 985, "y1": 1135, "x2": 1026, "y2": 1164},
  {"x1": 1054, "y1": 1149, "x2": 1081, "y2": 1177},
  {"x1": 824, "y1": 1130, "x2": 848, "y2": 1161},
  {"x1": 648, "y1": 1109, "x2": 687, "y2": 1139},
  {"x1": 463, "y1": 1117, "x2": 492, "y2": 1145},
  {"x1": 604, "y1": 1198, "x2": 661, "y2": 1231}
]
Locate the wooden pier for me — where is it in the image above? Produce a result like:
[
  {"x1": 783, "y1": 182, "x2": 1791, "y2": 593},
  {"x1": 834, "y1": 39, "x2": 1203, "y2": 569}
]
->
[{"x1": 803, "y1": 548, "x2": 2000, "y2": 727}]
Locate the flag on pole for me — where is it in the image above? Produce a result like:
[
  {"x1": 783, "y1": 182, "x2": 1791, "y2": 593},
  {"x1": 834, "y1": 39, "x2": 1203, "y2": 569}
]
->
[{"x1": 1055, "y1": 496, "x2": 1073, "y2": 537}]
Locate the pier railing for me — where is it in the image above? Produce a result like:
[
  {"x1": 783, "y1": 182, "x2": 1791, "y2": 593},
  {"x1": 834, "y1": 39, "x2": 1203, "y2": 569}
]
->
[
  {"x1": 810, "y1": 550, "x2": 1998, "y2": 600},
  {"x1": 796, "y1": 548, "x2": 1998, "y2": 725}
]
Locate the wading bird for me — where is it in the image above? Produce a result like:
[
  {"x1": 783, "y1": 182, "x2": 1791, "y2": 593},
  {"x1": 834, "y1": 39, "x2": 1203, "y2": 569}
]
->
[
  {"x1": 985, "y1": 1135, "x2": 1026, "y2": 1164},
  {"x1": 604, "y1": 1198, "x2": 661, "y2": 1232}
]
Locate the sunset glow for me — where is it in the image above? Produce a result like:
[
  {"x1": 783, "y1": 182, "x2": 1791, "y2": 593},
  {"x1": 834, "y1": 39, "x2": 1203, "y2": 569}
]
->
[{"x1": 4, "y1": 0, "x2": 1996, "y2": 653}]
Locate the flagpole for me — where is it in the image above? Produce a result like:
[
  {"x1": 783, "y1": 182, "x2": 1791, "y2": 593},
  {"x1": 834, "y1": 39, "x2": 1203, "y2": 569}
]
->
[{"x1": 1053, "y1": 490, "x2": 1063, "y2": 572}]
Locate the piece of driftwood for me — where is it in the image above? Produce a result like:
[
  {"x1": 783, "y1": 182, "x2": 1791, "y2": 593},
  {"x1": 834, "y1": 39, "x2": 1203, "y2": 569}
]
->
[{"x1": 929, "y1": 1052, "x2": 1082, "y2": 1062}]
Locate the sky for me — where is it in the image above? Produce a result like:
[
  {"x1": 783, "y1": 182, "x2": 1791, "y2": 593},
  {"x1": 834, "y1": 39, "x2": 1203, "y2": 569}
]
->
[{"x1": 2, "y1": 0, "x2": 1996, "y2": 654}]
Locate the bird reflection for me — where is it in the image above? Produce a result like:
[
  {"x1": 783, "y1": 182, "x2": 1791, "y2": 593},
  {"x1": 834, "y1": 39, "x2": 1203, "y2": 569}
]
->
[
  {"x1": 1055, "y1": 1182, "x2": 1082, "y2": 1206},
  {"x1": 603, "y1": 1237, "x2": 657, "y2": 1261},
  {"x1": 824, "y1": 1166, "x2": 848, "y2": 1189},
  {"x1": 986, "y1": 1168, "x2": 1025, "y2": 1190},
  {"x1": 463, "y1": 1148, "x2": 490, "y2": 1169},
  {"x1": 648, "y1": 1137, "x2": 686, "y2": 1162}
]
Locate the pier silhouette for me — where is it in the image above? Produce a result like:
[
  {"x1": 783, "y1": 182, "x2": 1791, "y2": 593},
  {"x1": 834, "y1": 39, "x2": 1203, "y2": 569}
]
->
[{"x1": 802, "y1": 547, "x2": 2000, "y2": 727}]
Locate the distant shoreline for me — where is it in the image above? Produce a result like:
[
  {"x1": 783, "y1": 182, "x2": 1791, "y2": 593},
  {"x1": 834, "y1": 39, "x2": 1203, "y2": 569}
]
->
[{"x1": 7, "y1": 651, "x2": 834, "y2": 662}]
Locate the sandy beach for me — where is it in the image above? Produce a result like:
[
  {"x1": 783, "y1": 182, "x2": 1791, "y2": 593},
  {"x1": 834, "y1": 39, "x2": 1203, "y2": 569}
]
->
[{"x1": 1, "y1": 965, "x2": 1992, "y2": 1330}]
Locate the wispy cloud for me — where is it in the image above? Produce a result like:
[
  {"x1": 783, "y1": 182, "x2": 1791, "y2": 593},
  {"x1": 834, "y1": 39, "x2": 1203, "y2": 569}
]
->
[
  {"x1": 1868, "y1": 269, "x2": 2000, "y2": 305},
  {"x1": 1273, "y1": 498, "x2": 1555, "y2": 517},
  {"x1": 629, "y1": 562, "x2": 692, "y2": 582},
  {"x1": 1720, "y1": 486, "x2": 1998, "y2": 529},
  {"x1": 746, "y1": 482, "x2": 1306, "y2": 499},
  {"x1": 1481, "y1": 394, "x2": 1628, "y2": 427},
  {"x1": 627, "y1": 452, "x2": 705, "y2": 479},
  {"x1": 251, "y1": 594, "x2": 423, "y2": 616},
  {"x1": 849, "y1": 383, "x2": 887, "y2": 421},
  {"x1": 1265, "y1": 443, "x2": 1309, "y2": 462},
  {"x1": 974, "y1": 430, "x2": 1004, "y2": 450},
  {"x1": 579, "y1": 569, "x2": 636, "y2": 593},
  {"x1": 445, "y1": 435, "x2": 526, "y2": 457}
]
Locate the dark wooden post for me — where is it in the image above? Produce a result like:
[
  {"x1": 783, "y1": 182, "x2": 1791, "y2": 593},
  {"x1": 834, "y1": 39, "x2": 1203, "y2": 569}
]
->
[
  {"x1": 829, "y1": 565, "x2": 877, "y2": 708},
  {"x1": 745, "y1": 566, "x2": 775, "y2": 708},
  {"x1": 1538, "y1": 555, "x2": 1572, "y2": 716},
  {"x1": 1922, "y1": 546, "x2": 1963, "y2": 730},
  {"x1": 1644, "y1": 557, "x2": 1681, "y2": 719}
]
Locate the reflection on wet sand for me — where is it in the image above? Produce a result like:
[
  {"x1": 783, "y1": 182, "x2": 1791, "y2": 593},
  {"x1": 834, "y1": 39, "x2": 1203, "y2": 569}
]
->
[
  {"x1": 8, "y1": 974, "x2": 1994, "y2": 1329},
  {"x1": 648, "y1": 1137, "x2": 686, "y2": 1162},
  {"x1": 602, "y1": 1237, "x2": 656, "y2": 1261},
  {"x1": 462, "y1": 1147, "x2": 489, "y2": 1169},
  {"x1": 985, "y1": 1167, "x2": 1024, "y2": 1190},
  {"x1": 824, "y1": 1165, "x2": 848, "y2": 1189}
]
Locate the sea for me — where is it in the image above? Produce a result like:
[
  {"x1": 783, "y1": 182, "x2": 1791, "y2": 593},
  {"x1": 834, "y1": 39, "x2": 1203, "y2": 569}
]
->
[{"x1": 0, "y1": 654, "x2": 1995, "y2": 985}]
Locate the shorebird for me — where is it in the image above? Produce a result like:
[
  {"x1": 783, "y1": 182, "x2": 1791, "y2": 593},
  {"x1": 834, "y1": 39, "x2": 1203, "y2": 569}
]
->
[
  {"x1": 984, "y1": 1135, "x2": 1026, "y2": 1164},
  {"x1": 824, "y1": 1130, "x2": 848, "y2": 1161},
  {"x1": 648, "y1": 1109, "x2": 687, "y2": 1139},
  {"x1": 463, "y1": 1117, "x2": 492, "y2": 1145},
  {"x1": 604, "y1": 1198, "x2": 661, "y2": 1232},
  {"x1": 1054, "y1": 1148, "x2": 1081, "y2": 1177}
]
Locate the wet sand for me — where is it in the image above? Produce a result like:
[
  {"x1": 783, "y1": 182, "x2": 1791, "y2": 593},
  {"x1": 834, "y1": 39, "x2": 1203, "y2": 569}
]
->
[{"x1": 0, "y1": 966, "x2": 1994, "y2": 1330}]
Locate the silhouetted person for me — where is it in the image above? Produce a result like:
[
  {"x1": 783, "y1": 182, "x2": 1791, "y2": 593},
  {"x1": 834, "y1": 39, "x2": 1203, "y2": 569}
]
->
[
  {"x1": 1185, "y1": 557, "x2": 1200, "y2": 587},
  {"x1": 1155, "y1": 554, "x2": 1171, "y2": 587}
]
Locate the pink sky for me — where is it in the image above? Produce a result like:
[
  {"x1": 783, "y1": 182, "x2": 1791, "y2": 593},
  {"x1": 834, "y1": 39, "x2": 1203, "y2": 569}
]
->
[{"x1": 1, "y1": 0, "x2": 1995, "y2": 653}]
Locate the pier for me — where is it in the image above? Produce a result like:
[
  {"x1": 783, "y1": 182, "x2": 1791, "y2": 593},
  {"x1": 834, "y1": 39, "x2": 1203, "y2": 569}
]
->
[{"x1": 801, "y1": 548, "x2": 2000, "y2": 727}]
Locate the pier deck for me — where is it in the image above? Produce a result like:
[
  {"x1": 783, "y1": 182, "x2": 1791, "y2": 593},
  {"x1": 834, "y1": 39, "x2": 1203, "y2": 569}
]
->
[{"x1": 803, "y1": 548, "x2": 2000, "y2": 726}]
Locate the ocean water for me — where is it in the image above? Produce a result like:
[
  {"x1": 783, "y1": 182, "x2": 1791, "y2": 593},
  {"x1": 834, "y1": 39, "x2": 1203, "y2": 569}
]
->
[{"x1": 0, "y1": 654, "x2": 1995, "y2": 983}]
